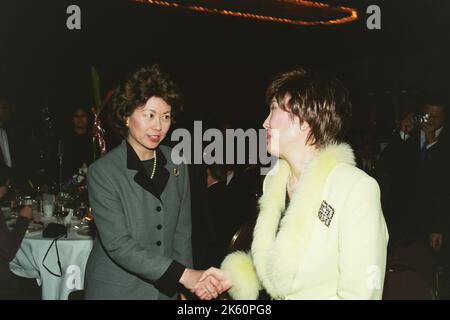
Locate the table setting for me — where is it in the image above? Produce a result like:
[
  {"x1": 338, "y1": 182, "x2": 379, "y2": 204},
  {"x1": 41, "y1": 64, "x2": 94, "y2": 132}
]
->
[{"x1": 4, "y1": 191, "x2": 95, "y2": 300}]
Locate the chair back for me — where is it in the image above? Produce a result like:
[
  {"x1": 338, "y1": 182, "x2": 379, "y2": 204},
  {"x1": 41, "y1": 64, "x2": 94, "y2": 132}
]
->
[
  {"x1": 383, "y1": 241, "x2": 435, "y2": 299},
  {"x1": 227, "y1": 220, "x2": 256, "y2": 253}
]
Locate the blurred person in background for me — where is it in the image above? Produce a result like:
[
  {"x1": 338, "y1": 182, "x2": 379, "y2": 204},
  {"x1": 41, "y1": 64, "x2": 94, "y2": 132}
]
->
[
  {"x1": 0, "y1": 164, "x2": 40, "y2": 299},
  {"x1": 61, "y1": 106, "x2": 95, "y2": 181}
]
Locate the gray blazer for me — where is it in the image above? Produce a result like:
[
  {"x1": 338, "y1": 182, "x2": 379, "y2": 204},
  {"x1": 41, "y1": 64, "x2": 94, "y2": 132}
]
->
[{"x1": 84, "y1": 140, "x2": 192, "y2": 300}]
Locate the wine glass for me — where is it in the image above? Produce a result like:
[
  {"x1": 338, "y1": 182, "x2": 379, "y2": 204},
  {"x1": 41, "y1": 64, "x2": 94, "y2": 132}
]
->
[{"x1": 55, "y1": 204, "x2": 68, "y2": 224}]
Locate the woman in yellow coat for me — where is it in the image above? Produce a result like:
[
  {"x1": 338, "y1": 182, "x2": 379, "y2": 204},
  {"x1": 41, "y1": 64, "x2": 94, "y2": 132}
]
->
[{"x1": 197, "y1": 67, "x2": 389, "y2": 300}]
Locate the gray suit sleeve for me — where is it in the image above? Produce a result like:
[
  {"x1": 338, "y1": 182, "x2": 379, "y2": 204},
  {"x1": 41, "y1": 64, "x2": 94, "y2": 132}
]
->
[
  {"x1": 171, "y1": 163, "x2": 193, "y2": 268},
  {"x1": 87, "y1": 164, "x2": 180, "y2": 286}
]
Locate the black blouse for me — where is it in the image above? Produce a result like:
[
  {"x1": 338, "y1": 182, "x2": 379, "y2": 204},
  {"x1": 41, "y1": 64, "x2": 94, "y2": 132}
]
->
[{"x1": 141, "y1": 158, "x2": 165, "y2": 198}]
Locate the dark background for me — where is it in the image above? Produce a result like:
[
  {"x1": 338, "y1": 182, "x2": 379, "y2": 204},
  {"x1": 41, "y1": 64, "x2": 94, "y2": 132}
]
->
[{"x1": 0, "y1": 0, "x2": 449, "y2": 137}]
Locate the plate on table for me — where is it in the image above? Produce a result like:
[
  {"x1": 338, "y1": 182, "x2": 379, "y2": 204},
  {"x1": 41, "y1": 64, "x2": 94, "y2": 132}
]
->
[
  {"x1": 76, "y1": 225, "x2": 95, "y2": 238},
  {"x1": 26, "y1": 222, "x2": 44, "y2": 234},
  {"x1": 40, "y1": 216, "x2": 56, "y2": 225}
]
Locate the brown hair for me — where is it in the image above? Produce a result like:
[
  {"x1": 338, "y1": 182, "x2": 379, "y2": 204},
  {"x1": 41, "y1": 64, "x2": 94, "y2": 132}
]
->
[
  {"x1": 266, "y1": 67, "x2": 352, "y2": 148},
  {"x1": 112, "y1": 65, "x2": 182, "y2": 137}
]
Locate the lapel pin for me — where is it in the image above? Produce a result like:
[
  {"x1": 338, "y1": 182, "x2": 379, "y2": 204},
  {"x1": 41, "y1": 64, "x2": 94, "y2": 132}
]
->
[{"x1": 173, "y1": 168, "x2": 180, "y2": 177}]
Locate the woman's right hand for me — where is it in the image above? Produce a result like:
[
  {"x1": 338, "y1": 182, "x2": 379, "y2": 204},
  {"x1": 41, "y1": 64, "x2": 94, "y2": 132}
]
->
[
  {"x1": 180, "y1": 268, "x2": 218, "y2": 299},
  {"x1": 180, "y1": 268, "x2": 231, "y2": 300},
  {"x1": 179, "y1": 268, "x2": 203, "y2": 291},
  {"x1": 195, "y1": 267, "x2": 232, "y2": 300}
]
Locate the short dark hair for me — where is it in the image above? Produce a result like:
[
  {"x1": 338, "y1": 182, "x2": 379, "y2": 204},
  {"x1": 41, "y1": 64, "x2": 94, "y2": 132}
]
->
[
  {"x1": 72, "y1": 106, "x2": 90, "y2": 116},
  {"x1": 420, "y1": 92, "x2": 447, "y2": 111},
  {"x1": 266, "y1": 67, "x2": 352, "y2": 148},
  {"x1": 112, "y1": 65, "x2": 182, "y2": 137}
]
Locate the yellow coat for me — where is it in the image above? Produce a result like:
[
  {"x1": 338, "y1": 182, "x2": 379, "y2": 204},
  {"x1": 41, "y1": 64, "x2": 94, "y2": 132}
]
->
[{"x1": 222, "y1": 143, "x2": 388, "y2": 300}]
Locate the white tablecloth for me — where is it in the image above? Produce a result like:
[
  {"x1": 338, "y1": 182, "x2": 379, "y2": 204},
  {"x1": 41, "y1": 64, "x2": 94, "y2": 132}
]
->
[{"x1": 9, "y1": 226, "x2": 93, "y2": 300}]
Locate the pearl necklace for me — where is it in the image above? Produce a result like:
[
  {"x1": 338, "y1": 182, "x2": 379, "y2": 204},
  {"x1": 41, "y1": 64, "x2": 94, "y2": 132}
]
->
[{"x1": 150, "y1": 149, "x2": 157, "y2": 179}]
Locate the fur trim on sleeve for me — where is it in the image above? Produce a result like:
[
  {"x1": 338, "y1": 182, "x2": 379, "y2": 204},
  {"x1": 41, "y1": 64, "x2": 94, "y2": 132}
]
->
[{"x1": 221, "y1": 251, "x2": 261, "y2": 300}]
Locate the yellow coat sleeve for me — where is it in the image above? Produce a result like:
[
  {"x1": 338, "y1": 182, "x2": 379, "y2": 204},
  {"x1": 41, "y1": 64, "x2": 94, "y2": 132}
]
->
[
  {"x1": 221, "y1": 251, "x2": 262, "y2": 300},
  {"x1": 336, "y1": 176, "x2": 389, "y2": 299}
]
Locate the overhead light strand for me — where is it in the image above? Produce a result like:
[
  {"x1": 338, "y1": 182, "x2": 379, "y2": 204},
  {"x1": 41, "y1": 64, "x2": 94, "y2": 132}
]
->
[{"x1": 134, "y1": 0, "x2": 358, "y2": 26}]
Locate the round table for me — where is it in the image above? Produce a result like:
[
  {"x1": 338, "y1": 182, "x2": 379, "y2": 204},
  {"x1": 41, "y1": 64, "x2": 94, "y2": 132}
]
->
[{"x1": 9, "y1": 222, "x2": 93, "y2": 300}]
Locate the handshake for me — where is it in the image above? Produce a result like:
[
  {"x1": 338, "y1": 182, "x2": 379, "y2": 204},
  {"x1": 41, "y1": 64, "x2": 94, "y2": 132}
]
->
[{"x1": 180, "y1": 267, "x2": 232, "y2": 300}]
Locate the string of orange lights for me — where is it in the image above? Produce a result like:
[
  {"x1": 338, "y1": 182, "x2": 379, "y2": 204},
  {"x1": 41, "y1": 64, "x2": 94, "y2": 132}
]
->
[{"x1": 133, "y1": 0, "x2": 358, "y2": 26}]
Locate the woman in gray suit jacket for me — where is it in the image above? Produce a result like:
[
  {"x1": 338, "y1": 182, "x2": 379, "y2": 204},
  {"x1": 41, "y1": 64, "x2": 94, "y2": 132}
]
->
[{"x1": 84, "y1": 65, "x2": 215, "y2": 299}]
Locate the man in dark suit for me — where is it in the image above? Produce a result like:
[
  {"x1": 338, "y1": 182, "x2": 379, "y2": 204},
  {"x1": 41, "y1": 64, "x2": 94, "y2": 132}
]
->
[
  {"x1": 226, "y1": 164, "x2": 264, "y2": 224},
  {"x1": 188, "y1": 162, "x2": 215, "y2": 270},
  {"x1": 205, "y1": 164, "x2": 238, "y2": 268},
  {"x1": 377, "y1": 95, "x2": 450, "y2": 297},
  {"x1": 0, "y1": 98, "x2": 30, "y2": 193},
  {"x1": 378, "y1": 96, "x2": 449, "y2": 246}
]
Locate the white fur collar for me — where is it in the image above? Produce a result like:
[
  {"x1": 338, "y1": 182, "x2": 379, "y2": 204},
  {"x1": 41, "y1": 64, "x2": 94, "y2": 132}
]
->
[{"x1": 252, "y1": 143, "x2": 355, "y2": 298}]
